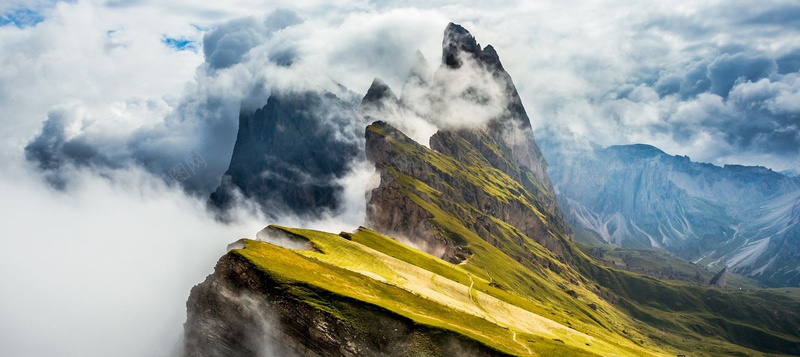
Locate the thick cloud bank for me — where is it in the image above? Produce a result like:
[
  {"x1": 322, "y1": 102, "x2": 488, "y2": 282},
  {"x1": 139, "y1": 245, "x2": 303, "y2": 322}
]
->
[
  {"x1": 16, "y1": 5, "x2": 448, "y2": 193},
  {"x1": 0, "y1": 161, "x2": 259, "y2": 357},
  {"x1": 0, "y1": 155, "x2": 374, "y2": 357}
]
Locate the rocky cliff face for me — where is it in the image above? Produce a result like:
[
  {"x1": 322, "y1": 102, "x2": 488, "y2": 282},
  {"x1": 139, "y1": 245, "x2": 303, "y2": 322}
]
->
[
  {"x1": 209, "y1": 90, "x2": 362, "y2": 219},
  {"x1": 364, "y1": 23, "x2": 569, "y2": 264},
  {"x1": 540, "y1": 135, "x2": 800, "y2": 286},
  {"x1": 709, "y1": 266, "x2": 729, "y2": 287},
  {"x1": 438, "y1": 23, "x2": 557, "y2": 215}
]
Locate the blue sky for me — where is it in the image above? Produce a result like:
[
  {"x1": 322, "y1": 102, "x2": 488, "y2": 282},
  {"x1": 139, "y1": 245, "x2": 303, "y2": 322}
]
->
[
  {"x1": 162, "y1": 36, "x2": 197, "y2": 51},
  {"x1": 0, "y1": 7, "x2": 45, "y2": 27}
]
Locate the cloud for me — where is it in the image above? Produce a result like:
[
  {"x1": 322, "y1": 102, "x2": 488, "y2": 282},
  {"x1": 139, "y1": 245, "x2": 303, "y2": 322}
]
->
[
  {"x1": 202, "y1": 15, "x2": 278, "y2": 70},
  {"x1": 742, "y1": 2, "x2": 800, "y2": 29},
  {"x1": 14, "y1": 4, "x2": 449, "y2": 195},
  {"x1": 502, "y1": 1, "x2": 800, "y2": 170},
  {"x1": 777, "y1": 48, "x2": 800, "y2": 74},
  {"x1": 0, "y1": 159, "x2": 262, "y2": 357},
  {"x1": 707, "y1": 53, "x2": 776, "y2": 97},
  {"x1": 0, "y1": 146, "x2": 376, "y2": 357},
  {"x1": 7, "y1": 1, "x2": 800, "y2": 178}
]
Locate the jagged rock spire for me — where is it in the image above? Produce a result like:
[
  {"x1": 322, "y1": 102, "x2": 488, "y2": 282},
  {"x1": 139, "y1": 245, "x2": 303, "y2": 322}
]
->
[
  {"x1": 361, "y1": 78, "x2": 397, "y2": 106},
  {"x1": 710, "y1": 266, "x2": 729, "y2": 287},
  {"x1": 400, "y1": 50, "x2": 432, "y2": 108},
  {"x1": 442, "y1": 22, "x2": 480, "y2": 68},
  {"x1": 442, "y1": 22, "x2": 503, "y2": 71},
  {"x1": 409, "y1": 49, "x2": 431, "y2": 80}
]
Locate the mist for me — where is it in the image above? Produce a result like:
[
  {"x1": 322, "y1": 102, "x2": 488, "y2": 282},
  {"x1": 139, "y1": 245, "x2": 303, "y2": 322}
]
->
[
  {"x1": 0, "y1": 159, "x2": 251, "y2": 356},
  {"x1": 0, "y1": 151, "x2": 374, "y2": 356}
]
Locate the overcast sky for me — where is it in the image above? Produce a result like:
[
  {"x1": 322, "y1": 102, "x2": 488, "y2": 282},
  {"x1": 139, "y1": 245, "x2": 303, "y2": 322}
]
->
[{"x1": 1, "y1": 1, "x2": 799, "y2": 356}]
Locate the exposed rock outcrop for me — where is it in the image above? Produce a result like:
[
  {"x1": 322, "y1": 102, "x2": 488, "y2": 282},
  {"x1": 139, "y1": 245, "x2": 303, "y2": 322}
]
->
[
  {"x1": 209, "y1": 90, "x2": 361, "y2": 219},
  {"x1": 364, "y1": 120, "x2": 571, "y2": 266},
  {"x1": 436, "y1": 23, "x2": 565, "y2": 229},
  {"x1": 710, "y1": 266, "x2": 729, "y2": 288},
  {"x1": 363, "y1": 23, "x2": 570, "y2": 263},
  {"x1": 361, "y1": 78, "x2": 398, "y2": 109}
]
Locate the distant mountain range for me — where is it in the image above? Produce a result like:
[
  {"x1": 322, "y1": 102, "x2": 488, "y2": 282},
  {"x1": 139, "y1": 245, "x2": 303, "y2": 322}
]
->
[
  {"x1": 540, "y1": 135, "x2": 800, "y2": 287},
  {"x1": 782, "y1": 168, "x2": 800, "y2": 177}
]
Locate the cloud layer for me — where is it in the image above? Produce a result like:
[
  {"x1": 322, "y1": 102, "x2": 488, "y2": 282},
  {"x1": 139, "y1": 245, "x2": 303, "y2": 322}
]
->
[{"x1": 8, "y1": 1, "x2": 799, "y2": 187}]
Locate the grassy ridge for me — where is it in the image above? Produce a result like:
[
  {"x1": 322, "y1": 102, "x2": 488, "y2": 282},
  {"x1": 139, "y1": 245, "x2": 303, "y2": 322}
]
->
[
  {"x1": 567, "y1": 238, "x2": 800, "y2": 356},
  {"x1": 577, "y1": 241, "x2": 763, "y2": 289},
  {"x1": 227, "y1": 120, "x2": 800, "y2": 356},
  {"x1": 364, "y1": 121, "x2": 800, "y2": 356},
  {"x1": 238, "y1": 226, "x2": 667, "y2": 356},
  {"x1": 234, "y1": 238, "x2": 529, "y2": 356}
]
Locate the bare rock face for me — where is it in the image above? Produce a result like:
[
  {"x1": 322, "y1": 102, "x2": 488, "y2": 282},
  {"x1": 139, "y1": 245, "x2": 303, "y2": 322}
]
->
[
  {"x1": 364, "y1": 120, "x2": 571, "y2": 268},
  {"x1": 710, "y1": 266, "x2": 729, "y2": 288},
  {"x1": 364, "y1": 123, "x2": 474, "y2": 263},
  {"x1": 361, "y1": 78, "x2": 398, "y2": 110},
  {"x1": 209, "y1": 90, "x2": 361, "y2": 219},
  {"x1": 183, "y1": 251, "x2": 510, "y2": 357},
  {"x1": 437, "y1": 22, "x2": 565, "y2": 230},
  {"x1": 363, "y1": 23, "x2": 570, "y2": 264}
]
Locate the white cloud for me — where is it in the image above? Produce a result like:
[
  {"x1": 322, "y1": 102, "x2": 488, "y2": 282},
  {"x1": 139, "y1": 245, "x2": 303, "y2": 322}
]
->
[{"x1": 0, "y1": 158, "x2": 262, "y2": 357}]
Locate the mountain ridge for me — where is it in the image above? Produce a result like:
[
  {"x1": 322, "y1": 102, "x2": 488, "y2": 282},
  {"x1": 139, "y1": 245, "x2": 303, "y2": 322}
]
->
[{"x1": 185, "y1": 22, "x2": 800, "y2": 357}]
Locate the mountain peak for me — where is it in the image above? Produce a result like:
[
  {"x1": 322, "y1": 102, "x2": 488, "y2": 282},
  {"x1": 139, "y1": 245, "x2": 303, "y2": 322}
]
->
[
  {"x1": 409, "y1": 50, "x2": 430, "y2": 80},
  {"x1": 362, "y1": 78, "x2": 397, "y2": 106},
  {"x1": 442, "y1": 22, "x2": 504, "y2": 71},
  {"x1": 606, "y1": 143, "x2": 667, "y2": 159},
  {"x1": 442, "y1": 22, "x2": 481, "y2": 69}
]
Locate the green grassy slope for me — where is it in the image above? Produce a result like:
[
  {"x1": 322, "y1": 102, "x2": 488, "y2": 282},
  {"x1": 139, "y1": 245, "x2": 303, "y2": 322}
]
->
[
  {"x1": 577, "y1": 241, "x2": 763, "y2": 290},
  {"x1": 361, "y1": 121, "x2": 800, "y2": 356},
  {"x1": 236, "y1": 226, "x2": 666, "y2": 356},
  {"x1": 223, "y1": 119, "x2": 800, "y2": 356}
]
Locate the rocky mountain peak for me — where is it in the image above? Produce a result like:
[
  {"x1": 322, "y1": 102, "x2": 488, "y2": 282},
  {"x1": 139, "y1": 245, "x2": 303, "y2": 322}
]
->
[
  {"x1": 411, "y1": 49, "x2": 430, "y2": 76},
  {"x1": 405, "y1": 50, "x2": 431, "y2": 87},
  {"x1": 442, "y1": 22, "x2": 504, "y2": 71},
  {"x1": 442, "y1": 22, "x2": 480, "y2": 69},
  {"x1": 209, "y1": 90, "x2": 360, "y2": 219},
  {"x1": 400, "y1": 50, "x2": 431, "y2": 106},
  {"x1": 361, "y1": 78, "x2": 397, "y2": 107}
]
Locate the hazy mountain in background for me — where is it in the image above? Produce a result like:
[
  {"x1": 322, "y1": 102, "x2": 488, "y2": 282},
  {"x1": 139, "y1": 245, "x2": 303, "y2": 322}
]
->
[
  {"x1": 540, "y1": 133, "x2": 800, "y2": 287},
  {"x1": 782, "y1": 168, "x2": 800, "y2": 177}
]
